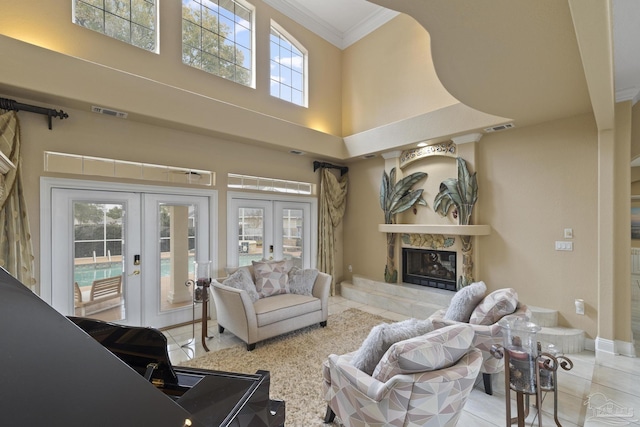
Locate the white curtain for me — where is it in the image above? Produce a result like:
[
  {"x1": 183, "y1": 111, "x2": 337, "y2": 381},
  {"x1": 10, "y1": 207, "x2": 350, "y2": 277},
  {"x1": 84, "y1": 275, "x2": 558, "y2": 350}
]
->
[
  {"x1": 317, "y1": 168, "x2": 347, "y2": 295},
  {"x1": 0, "y1": 111, "x2": 35, "y2": 288}
]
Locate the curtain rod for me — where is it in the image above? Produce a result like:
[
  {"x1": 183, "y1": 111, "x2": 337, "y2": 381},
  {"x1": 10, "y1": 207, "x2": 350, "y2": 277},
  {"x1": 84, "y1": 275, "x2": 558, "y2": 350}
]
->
[
  {"x1": 0, "y1": 97, "x2": 69, "y2": 130},
  {"x1": 313, "y1": 161, "x2": 348, "y2": 176}
]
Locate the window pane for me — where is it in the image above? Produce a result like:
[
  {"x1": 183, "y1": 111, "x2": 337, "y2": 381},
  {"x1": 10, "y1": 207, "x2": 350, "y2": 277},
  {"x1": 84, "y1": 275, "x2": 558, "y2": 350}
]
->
[
  {"x1": 182, "y1": 0, "x2": 252, "y2": 87},
  {"x1": 282, "y1": 209, "x2": 303, "y2": 269},
  {"x1": 270, "y1": 25, "x2": 306, "y2": 106},
  {"x1": 74, "y1": 0, "x2": 156, "y2": 52},
  {"x1": 238, "y1": 208, "x2": 264, "y2": 267}
]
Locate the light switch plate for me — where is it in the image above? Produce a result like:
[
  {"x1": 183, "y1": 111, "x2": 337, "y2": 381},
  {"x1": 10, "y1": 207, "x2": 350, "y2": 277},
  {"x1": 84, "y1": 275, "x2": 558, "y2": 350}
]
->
[
  {"x1": 555, "y1": 241, "x2": 573, "y2": 251},
  {"x1": 564, "y1": 228, "x2": 573, "y2": 239}
]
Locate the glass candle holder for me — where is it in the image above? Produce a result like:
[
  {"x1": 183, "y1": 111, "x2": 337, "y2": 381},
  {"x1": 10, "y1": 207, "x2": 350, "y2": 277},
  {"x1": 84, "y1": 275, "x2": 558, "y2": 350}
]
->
[
  {"x1": 193, "y1": 260, "x2": 211, "y2": 302},
  {"x1": 499, "y1": 315, "x2": 541, "y2": 394}
]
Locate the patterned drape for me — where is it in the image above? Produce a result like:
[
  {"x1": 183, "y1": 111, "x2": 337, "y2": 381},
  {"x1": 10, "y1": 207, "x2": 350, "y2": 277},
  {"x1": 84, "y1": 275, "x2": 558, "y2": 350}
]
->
[
  {"x1": 0, "y1": 111, "x2": 35, "y2": 288},
  {"x1": 317, "y1": 168, "x2": 347, "y2": 295}
]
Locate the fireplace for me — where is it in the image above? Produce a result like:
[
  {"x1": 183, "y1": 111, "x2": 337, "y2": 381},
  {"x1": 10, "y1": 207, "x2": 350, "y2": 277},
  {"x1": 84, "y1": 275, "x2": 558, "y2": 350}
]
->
[{"x1": 402, "y1": 248, "x2": 457, "y2": 291}]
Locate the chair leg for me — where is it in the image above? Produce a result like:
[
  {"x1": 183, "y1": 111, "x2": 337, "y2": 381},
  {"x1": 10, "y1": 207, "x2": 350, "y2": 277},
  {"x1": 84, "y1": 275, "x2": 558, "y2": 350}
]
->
[
  {"x1": 323, "y1": 405, "x2": 335, "y2": 423},
  {"x1": 247, "y1": 343, "x2": 256, "y2": 351},
  {"x1": 218, "y1": 325, "x2": 224, "y2": 333},
  {"x1": 483, "y1": 373, "x2": 493, "y2": 395},
  {"x1": 320, "y1": 321, "x2": 327, "y2": 327}
]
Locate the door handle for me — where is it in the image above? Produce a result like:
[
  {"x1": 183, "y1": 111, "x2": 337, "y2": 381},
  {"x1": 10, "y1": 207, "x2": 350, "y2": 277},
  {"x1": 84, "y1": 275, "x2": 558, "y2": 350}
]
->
[{"x1": 129, "y1": 270, "x2": 140, "y2": 276}]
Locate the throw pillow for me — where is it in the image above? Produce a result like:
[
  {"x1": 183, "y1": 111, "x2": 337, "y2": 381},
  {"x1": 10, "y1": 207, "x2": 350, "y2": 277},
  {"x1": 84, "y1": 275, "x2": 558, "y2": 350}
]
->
[
  {"x1": 222, "y1": 268, "x2": 260, "y2": 303},
  {"x1": 350, "y1": 318, "x2": 434, "y2": 376},
  {"x1": 372, "y1": 324, "x2": 474, "y2": 383},
  {"x1": 288, "y1": 267, "x2": 318, "y2": 296},
  {"x1": 444, "y1": 281, "x2": 487, "y2": 322},
  {"x1": 252, "y1": 260, "x2": 290, "y2": 298},
  {"x1": 469, "y1": 288, "x2": 519, "y2": 325}
]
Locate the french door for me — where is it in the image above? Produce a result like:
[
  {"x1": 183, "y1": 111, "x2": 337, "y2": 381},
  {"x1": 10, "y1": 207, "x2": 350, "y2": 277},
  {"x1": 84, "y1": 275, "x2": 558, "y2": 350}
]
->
[
  {"x1": 227, "y1": 192, "x2": 317, "y2": 269},
  {"x1": 42, "y1": 179, "x2": 215, "y2": 328}
]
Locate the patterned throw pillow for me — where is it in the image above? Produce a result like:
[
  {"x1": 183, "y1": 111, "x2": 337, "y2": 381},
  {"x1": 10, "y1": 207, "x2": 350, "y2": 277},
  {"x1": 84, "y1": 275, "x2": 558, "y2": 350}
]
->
[
  {"x1": 252, "y1": 260, "x2": 290, "y2": 298},
  {"x1": 469, "y1": 288, "x2": 519, "y2": 325},
  {"x1": 444, "y1": 281, "x2": 487, "y2": 322},
  {"x1": 288, "y1": 267, "x2": 318, "y2": 296},
  {"x1": 350, "y1": 318, "x2": 434, "y2": 376},
  {"x1": 221, "y1": 268, "x2": 259, "y2": 303},
  {"x1": 372, "y1": 324, "x2": 474, "y2": 383}
]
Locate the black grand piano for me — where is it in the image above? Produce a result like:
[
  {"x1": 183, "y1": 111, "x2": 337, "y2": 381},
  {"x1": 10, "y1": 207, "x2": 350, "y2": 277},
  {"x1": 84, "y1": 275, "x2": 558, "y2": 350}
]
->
[{"x1": 0, "y1": 268, "x2": 284, "y2": 427}]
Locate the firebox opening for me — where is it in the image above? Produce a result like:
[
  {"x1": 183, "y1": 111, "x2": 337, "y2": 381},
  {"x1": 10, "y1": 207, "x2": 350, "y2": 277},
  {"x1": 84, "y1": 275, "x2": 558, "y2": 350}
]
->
[{"x1": 402, "y1": 248, "x2": 457, "y2": 291}]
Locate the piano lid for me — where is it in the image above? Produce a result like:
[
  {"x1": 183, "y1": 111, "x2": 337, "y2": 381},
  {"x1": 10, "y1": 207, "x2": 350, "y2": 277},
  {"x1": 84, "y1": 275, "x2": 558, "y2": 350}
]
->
[{"x1": 0, "y1": 268, "x2": 201, "y2": 427}]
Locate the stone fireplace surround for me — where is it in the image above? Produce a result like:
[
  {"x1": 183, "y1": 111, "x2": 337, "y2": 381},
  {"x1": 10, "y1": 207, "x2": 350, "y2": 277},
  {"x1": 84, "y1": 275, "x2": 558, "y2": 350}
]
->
[{"x1": 379, "y1": 224, "x2": 491, "y2": 292}]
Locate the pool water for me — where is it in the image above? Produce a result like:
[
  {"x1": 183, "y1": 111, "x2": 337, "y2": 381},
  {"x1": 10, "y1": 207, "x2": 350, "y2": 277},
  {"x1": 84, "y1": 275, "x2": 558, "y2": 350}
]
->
[{"x1": 74, "y1": 257, "x2": 195, "y2": 288}]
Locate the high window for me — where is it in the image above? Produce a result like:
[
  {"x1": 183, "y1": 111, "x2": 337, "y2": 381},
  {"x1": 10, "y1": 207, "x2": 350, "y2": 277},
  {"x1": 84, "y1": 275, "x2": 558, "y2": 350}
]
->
[
  {"x1": 182, "y1": 0, "x2": 254, "y2": 87},
  {"x1": 72, "y1": 0, "x2": 158, "y2": 52},
  {"x1": 270, "y1": 22, "x2": 307, "y2": 107}
]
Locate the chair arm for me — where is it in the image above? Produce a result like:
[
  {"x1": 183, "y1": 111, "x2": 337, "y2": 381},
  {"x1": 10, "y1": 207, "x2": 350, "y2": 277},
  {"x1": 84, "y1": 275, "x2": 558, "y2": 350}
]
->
[
  {"x1": 328, "y1": 354, "x2": 390, "y2": 402},
  {"x1": 312, "y1": 272, "x2": 331, "y2": 320},
  {"x1": 211, "y1": 281, "x2": 258, "y2": 343}
]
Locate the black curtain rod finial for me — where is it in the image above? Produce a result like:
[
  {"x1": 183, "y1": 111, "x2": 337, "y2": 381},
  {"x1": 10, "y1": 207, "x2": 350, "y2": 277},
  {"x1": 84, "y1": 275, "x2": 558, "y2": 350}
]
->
[{"x1": 0, "y1": 97, "x2": 69, "y2": 130}]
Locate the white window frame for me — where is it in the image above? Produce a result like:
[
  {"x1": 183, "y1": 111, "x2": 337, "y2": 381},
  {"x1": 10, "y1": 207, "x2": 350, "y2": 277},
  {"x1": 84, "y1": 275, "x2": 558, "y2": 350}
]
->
[
  {"x1": 270, "y1": 20, "x2": 308, "y2": 107},
  {"x1": 72, "y1": 0, "x2": 159, "y2": 53},
  {"x1": 182, "y1": 0, "x2": 256, "y2": 88}
]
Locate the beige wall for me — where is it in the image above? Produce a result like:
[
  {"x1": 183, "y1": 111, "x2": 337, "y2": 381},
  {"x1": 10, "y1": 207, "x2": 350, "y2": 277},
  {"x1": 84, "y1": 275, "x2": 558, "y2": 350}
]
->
[
  {"x1": 13, "y1": 95, "x2": 324, "y2": 282},
  {"x1": 0, "y1": 0, "x2": 343, "y2": 136},
  {"x1": 342, "y1": 114, "x2": 600, "y2": 339},
  {"x1": 342, "y1": 14, "x2": 458, "y2": 136}
]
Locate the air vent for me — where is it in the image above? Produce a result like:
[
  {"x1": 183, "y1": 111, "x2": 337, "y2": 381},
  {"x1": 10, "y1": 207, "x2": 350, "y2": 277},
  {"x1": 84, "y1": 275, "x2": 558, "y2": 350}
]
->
[
  {"x1": 289, "y1": 150, "x2": 305, "y2": 156},
  {"x1": 91, "y1": 106, "x2": 128, "y2": 119},
  {"x1": 363, "y1": 154, "x2": 377, "y2": 159},
  {"x1": 484, "y1": 123, "x2": 514, "y2": 132}
]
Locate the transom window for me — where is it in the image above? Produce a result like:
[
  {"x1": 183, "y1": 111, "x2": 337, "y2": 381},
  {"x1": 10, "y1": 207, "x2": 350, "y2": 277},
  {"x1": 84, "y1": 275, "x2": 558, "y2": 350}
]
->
[
  {"x1": 72, "y1": 0, "x2": 158, "y2": 52},
  {"x1": 182, "y1": 0, "x2": 254, "y2": 87},
  {"x1": 270, "y1": 22, "x2": 307, "y2": 107}
]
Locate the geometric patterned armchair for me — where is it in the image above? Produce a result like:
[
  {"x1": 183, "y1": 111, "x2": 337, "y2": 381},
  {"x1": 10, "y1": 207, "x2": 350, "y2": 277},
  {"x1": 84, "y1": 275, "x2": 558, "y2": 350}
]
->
[
  {"x1": 429, "y1": 286, "x2": 531, "y2": 395},
  {"x1": 323, "y1": 324, "x2": 483, "y2": 427}
]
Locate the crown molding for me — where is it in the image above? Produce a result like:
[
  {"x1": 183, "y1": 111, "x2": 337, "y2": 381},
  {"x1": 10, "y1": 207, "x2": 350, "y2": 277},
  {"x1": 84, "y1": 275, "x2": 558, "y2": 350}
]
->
[
  {"x1": 263, "y1": 0, "x2": 398, "y2": 49},
  {"x1": 615, "y1": 86, "x2": 640, "y2": 105}
]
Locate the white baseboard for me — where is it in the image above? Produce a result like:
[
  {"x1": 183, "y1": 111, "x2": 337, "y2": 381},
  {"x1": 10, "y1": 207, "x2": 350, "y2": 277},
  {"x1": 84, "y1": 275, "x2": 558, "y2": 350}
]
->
[
  {"x1": 616, "y1": 340, "x2": 637, "y2": 357},
  {"x1": 595, "y1": 337, "x2": 637, "y2": 357},
  {"x1": 595, "y1": 337, "x2": 616, "y2": 355}
]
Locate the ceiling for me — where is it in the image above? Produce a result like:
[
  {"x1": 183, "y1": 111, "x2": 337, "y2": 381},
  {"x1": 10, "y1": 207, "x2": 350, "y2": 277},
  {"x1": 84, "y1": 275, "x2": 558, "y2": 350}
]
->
[{"x1": 266, "y1": 0, "x2": 640, "y2": 105}]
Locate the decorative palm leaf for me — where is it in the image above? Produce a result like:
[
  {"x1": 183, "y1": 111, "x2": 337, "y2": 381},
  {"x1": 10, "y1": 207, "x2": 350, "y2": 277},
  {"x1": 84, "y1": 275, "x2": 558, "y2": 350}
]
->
[
  {"x1": 433, "y1": 157, "x2": 477, "y2": 225},
  {"x1": 380, "y1": 168, "x2": 427, "y2": 224}
]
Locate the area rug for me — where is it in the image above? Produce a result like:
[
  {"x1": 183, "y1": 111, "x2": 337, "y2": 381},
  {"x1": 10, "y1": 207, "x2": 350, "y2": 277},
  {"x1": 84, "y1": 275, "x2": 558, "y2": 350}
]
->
[{"x1": 180, "y1": 308, "x2": 390, "y2": 426}]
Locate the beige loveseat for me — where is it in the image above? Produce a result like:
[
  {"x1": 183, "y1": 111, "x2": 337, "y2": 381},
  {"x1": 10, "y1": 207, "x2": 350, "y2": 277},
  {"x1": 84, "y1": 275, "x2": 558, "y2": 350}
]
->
[{"x1": 211, "y1": 263, "x2": 331, "y2": 351}]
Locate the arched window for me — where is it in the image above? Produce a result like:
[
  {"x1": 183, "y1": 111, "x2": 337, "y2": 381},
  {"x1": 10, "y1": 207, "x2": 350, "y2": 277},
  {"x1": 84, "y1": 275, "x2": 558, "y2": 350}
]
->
[{"x1": 270, "y1": 22, "x2": 307, "y2": 107}]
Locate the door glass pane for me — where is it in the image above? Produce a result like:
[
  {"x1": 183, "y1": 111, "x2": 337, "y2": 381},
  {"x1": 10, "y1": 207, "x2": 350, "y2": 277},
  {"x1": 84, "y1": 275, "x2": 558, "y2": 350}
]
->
[
  {"x1": 159, "y1": 204, "x2": 196, "y2": 312},
  {"x1": 73, "y1": 202, "x2": 125, "y2": 322},
  {"x1": 282, "y1": 208, "x2": 303, "y2": 269},
  {"x1": 238, "y1": 207, "x2": 264, "y2": 266}
]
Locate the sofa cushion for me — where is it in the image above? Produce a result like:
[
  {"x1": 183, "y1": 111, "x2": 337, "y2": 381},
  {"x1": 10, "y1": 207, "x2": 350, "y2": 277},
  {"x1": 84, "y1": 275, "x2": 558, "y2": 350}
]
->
[
  {"x1": 444, "y1": 281, "x2": 487, "y2": 322},
  {"x1": 288, "y1": 267, "x2": 318, "y2": 296},
  {"x1": 253, "y1": 293, "x2": 321, "y2": 327},
  {"x1": 350, "y1": 318, "x2": 434, "y2": 376},
  {"x1": 469, "y1": 288, "x2": 519, "y2": 325},
  {"x1": 372, "y1": 324, "x2": 474, "y2": 382},
  {"x1": 252, "y1": 260, "x2": 290, "y2": 298},
  {"x1": 221, "y1": 268, "x2": 259, "y2": 302}
]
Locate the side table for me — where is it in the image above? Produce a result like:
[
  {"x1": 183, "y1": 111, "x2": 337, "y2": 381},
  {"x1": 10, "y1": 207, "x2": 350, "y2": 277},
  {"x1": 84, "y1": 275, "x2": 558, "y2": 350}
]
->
[{"x1": 491, "y1": 344, "x2": 573, "y2": 426}]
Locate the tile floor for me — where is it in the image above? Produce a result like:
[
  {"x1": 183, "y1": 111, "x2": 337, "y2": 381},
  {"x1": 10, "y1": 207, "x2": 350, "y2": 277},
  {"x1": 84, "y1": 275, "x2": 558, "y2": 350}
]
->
[{"x1": 163, "y1": 295, "x2": 640, "y2": 426}]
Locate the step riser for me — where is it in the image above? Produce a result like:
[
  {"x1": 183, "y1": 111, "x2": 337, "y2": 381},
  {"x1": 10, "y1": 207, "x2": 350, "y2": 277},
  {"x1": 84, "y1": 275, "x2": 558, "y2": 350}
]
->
[{"x1": 341, "y1": 277, "x2": 585, "y2": 354}]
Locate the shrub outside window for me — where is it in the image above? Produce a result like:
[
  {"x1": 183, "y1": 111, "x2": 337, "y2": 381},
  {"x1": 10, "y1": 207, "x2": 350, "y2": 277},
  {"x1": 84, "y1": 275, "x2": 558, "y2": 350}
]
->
[
  {"x1": 73, "y1": 0, "x2": 158, "y2": 52},
  {"x1": 270, "y1": 23, "x2": 307, "y2": 107},
  {"x1": 182, "y1": 0, "x2": 254, "y2": 87}
]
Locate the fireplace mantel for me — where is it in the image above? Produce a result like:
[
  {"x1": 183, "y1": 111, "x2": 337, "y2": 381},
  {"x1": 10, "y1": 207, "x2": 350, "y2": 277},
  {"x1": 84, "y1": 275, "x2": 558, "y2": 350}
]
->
[{"x1": 378, "y1": 224, "x2": 491, "y2": 236}]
